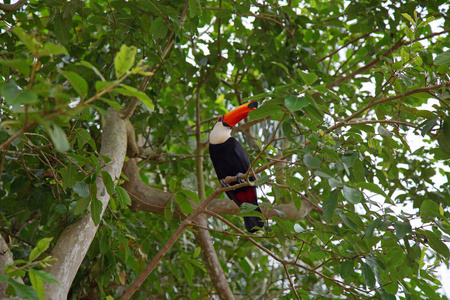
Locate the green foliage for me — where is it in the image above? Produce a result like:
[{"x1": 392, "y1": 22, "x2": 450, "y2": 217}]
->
[
  {"x1": 1, "y1": 0, "x2": 450, "y2": 299},
  {"x1": 0, "y1": 238, "x2": 59, "y2": 299}
]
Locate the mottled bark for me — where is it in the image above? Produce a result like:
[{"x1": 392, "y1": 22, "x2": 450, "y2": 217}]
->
[
  {"x1": 44, "y1": 109, "x2": 127, "y2": 299},
  {"x1": 195, "y1": 215, "x2": 235, "y2": 300}
]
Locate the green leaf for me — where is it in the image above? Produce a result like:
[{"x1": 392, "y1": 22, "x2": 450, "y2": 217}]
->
[
  {"x1": 298, "y1": 70, "x2": 318, "y2": 86},
  {"x1": 434, "y1": 50, "x2": 450, "y2": 66},
  {"x1": 114, "y1": 86, "x2": 154, "y2": 110},
  {"x1": 314, "y1": 171, "x2": 331, "y2": 179},
  {"x1": 49, "y1": 125, "x2": 70, "y2": 153},
  {"x1": 78, "y1": 61, "x2": 105, "y2": 81},
  {"x1": 7, "y1": 278, "x2": 39, "y2": 300},
  {"x1": 381, "y1": 291, "x2": 396, "y2": 300},
  {"x1": 29, "y1": 269, "x2": 60, "y2": 285},
  {"x1": 12, "y1": 27, "x2": 39, "y2": 53},
  {"x1": 340, "y1": 260, "x2": 354, "y2": 277},
  {"x1": 116, "y1": 186, "x2": 132, "y2": 207},
  {"x1": 150, "y1": 17, "x2": 168, "y2": 39},
  {"x1": 74, "y1": 128, "x2": 92, "y2": 149},
  {"x1": 0, "y1": 58, "x2": 30, "y2": 76},
  {"x1": 188, "y1": 0, "x2": 197, "y2": 18},
  {"x1": 284, "y1": 95, "x2": 309, "y2": 112},
  {"x1": 53, "y1": 14, "x2": 73, "y2": 45},
  {"x1": 271, "y1": 62, "x2": 290, "y2": 74},
  {"x1": 402, "y1": 13, "x2": 415, "y2": 26},
  {"x1": 38, "y1": 42, "x2": 67, "y2": 57},
  {"x1": 342, "y1": 186, "x2": 363, "y2": 204},
  {"x1": 328, "y1": 177, "x2": 344, "y2": 188},
  {"x1": 62, "y1": 71, "x2": 88, "y2": 99},
  {"x1": 421, "y1": 117, "x2": 438, "y2": 136},
  {"x1": 248, "y1": 104, "x2": 281, "y2": 120},
  {"x1": 254, "y1": 174, "x2": 270, "y2": 186},
  {"x1": 29, "y1": 270, "x2": 45, "y2": 300},
  {"x1": 101, "y1": 171, "x2": 115, "y2": 197},
  {"x1": 424, "y1": 231, "x2": 450, "y2": 258},
  {"x1": 420, "y1": 199, "x2": 439, "y2": 217},
  {"x1": 29, "y1": 237, "x2": 53, "y2": 262},
  {"x1": 438, "y1": 117, "x2": 450, "y2": 155},
  {"x1": 362, "y1": 262, "x2": 375, "y2": 289},
  {"x1": 394, "y1": 221, "x2": 411, "y2": 239},
  {"x1": 55, "y1": 204, "x2": 68, "y2": 214},
  {"x1": 180, "y1": 189, "x2": 199, "y2": 205},
  {"x1": 338, "y1": 212, "x2": 358, "y2": 231},
  {"x1": 91, "y1": 197, "x2": 103, "y2": 226},
  {"x1": 176, "y1": 193, "x2": 194, "y2": 215},
  {"x1": 182, "y1": 263, "x2": 194, "y2": 286},
  {"x1": 303, "y1": 154, "x2": 321, "y2": 169},
  {"x1": 273, "y1": 216, "x2": 293, "y2": 238},
  {"x1": 322, "y1": 189, "x2": 338, "y2": 221},
  {"x1": 356, "y1": 182, "x2": 386, "y2": 197},
  {"x1": 114, "y1": 44, "x2": 137, "y2": 78},
  {"x1": 61, "y1": 163, "x2": 77, "y2": 189},
  {"x1": 293, "y1": 223, "x2": 303, "y2": 233},
  {"x1": 95, "y1": 80, "x2": 116, "y2": 92},
  {"x1": 74, "y1": 196, "x2": 91, "y2": 215},
  {"x1": 1, "y1": 80, "x2": 21, "y2": 104},
  {"x1": 365, "y1": 218, "x2": 381, "y2": 238},
  {"x1": 73, "y1": 181, "x2": 90, "y2": 197},
  {"x1": 1, "y1": 80, "x2": 38, "y2": 105}
]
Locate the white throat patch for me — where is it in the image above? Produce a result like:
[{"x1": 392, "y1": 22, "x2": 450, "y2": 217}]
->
[{"x1": 209, "y1": 122, "x2": 231, "y2": 144}]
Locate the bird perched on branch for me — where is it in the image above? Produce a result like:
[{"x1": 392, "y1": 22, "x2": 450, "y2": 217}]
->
[{"x1": 209, "y1": 101, "x2": 264, "y2": 233}]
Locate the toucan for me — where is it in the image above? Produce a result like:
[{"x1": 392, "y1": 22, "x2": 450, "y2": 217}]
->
[{"x1": 209, "y1": 101, "x2": 264, "y2": 233}]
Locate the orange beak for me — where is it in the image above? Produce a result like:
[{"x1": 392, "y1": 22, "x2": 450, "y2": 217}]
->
[{"x1": 222, "y1": 101, "x2": 258, "y2": 127}]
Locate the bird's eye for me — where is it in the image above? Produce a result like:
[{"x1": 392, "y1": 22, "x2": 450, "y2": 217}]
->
[{"x1": 217, "y1": 117, "x2": 223, "y2": 122}]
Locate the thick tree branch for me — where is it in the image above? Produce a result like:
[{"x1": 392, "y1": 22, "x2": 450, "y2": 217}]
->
[
  {"x1": 1, "y1": 234, "x2": 25, "y2": 297},
  {"x1": 119, "y1": 152, "x2": 313, "y2": 298},
  {"x1": 44, "y1": 109, "x2": 127, "y2": 299},
  {"x1": 194, "y1": 74, "x2": 234, "y2": 299},
  {"x1": 122, "y1": 159, "x2": 312, "y2": 220},
  {"x1": 194, "y1": 216, "x2": 235, "y2": 300}
]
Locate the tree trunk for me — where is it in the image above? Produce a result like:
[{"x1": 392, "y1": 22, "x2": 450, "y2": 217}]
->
[
  {"x1": 195, "y1": 215, "x2": 235, "y2": 300},
  {"x1": 44, "y1": 109, "x2": 127, "y2": 299}
]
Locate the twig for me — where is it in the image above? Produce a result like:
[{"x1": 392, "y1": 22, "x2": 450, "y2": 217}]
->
[
  {"x1": 283, "y1": 264, "x2": 301, "y2": 300},
  {"x1": 317, "y1": 31, "x2": 374, "y2": 63},
  {"x1": 327, "y1": 81, "x2": 450, "y2": 133}
]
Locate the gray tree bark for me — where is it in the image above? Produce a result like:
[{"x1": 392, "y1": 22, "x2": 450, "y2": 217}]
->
[{"x1": 44, "y1": 109, "x2": 127, "y2": 299}]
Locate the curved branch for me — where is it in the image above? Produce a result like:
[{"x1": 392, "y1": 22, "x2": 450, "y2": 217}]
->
[
  {"x1": 0, "y1": 0, "x2": 26, "y2": 12},
  {"x1": 44, "y1": 108, "x2": 128, "y2": 299}
]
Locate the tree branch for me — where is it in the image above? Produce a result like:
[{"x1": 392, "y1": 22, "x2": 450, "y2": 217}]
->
[
  {"x1": 0, "y1": 0, "x2": 27, "y2": 12},
  {"x1": 327, "y1": 81, "x2": 450, "y2": 133},
  {"x1": 44, "y1": 108, "x2": 128, "y2": 299}
]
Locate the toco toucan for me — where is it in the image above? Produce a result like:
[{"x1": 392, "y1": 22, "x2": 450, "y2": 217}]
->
[{"x1": 209, "y1": 101, "x2": 264, "y2": 233}]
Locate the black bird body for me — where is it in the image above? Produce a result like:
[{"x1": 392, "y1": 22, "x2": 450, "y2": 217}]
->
[{"x1": 208, "y1": 101, "x2": 264, "y2": 233}]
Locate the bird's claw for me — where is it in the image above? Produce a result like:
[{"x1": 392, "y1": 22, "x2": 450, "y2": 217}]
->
[
  {"x1": 220, "y1": 179, "x2": 230, "y2": 187},
  {"x1": 236, "y1": 172, "x2": 245, "y2": 183}
]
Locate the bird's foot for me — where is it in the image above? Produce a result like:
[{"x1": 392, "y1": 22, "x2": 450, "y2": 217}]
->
[
  {"x1": 236, "y1": 172, "x2": 245, "y2": 183},
  {"x1": 220, "y1": 179, "x2": 230, "y2": 187}
]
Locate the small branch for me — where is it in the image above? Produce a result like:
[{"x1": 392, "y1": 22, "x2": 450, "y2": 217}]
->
[
  {"x1": 317, "y1": 31, "x2": 373, "y2": 63},
  {"x1": 0, "y1": 122, "x2": 36, "y2": 152},
  {"x1": 119, "y1": 184, "x2": 229, "y2": 300},
  {"x1": 283, "y1": 264, "x2": 301, "y2": 300},
  {"x1": 207, "y1": 210, "x2": 370, "y2": 298},
  {"x1": 327, "y1": 81, "x2": 450, "y2": 132}
]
